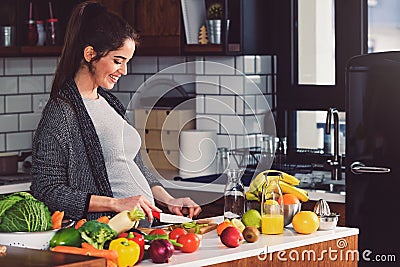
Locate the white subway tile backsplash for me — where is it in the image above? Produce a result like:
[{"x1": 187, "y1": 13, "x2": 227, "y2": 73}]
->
[
  {"x1": 158, "y1": 57, "x2": 186, "y2": 73},
  {"x1": 6, "y1": 132, "x2": 32, "y2": 150},
  {"x1": 244, "y1": 56, "x2": 256, "y2": 74},
  {"x1": 235, "y1": 56, "x2": 244, "y2": 75},
  {"x1": 32, "y1": 57, "x2": 58, "y2": 75},
  {"x1": 130, "y1": 57, "x2": 158, "y2": 74},
  {"x1": 0, "y1": 134, "x2": 4, "y2": 151},
  {"x1": 204, "y1": 57, "x2": 235, "y2": 75},
  {"x1": 32, "y1": 94, "x2": 49, "y2": 113},
  {"x1": 6, "y1": 95, "x2": 31, "y2": 113},
  {"x1": 217, "y1": 134, "x2": 235, "y2": 149},
  {"x1": 256, "y1": 55, "x2": 272, "y2": 74},
  {"x1": 236, "y1": 135, "x2": 253, "y2": 149},
  {"x1": 172, "y1": 74, "x2": 196, "y2": 91},
  {"x1": 256, "y1": 94, "x2": 271, "y2": 113},
  {"x1": 196, "y1": 114, "x2": 220, "y2": 132},
  {"x1": 5, "y1": 58, "x2": 31, "y2": 75},
  {"x1": 0, "y1": 114, "x2": 18, "y2": 132},
  {"x1": 0, "y1": 58, "x2": 4, "y2": 75},
  {"x1": 244, "y1": 115, "x2": 263, "y2": 134},
  {"x1": 19, "y1": 76, "x2": 45, "y2": 93},
  {"x1": 245, "y1": 75, "x2": 267, "y2": 94},
  {"x1": 236, "y1": 95, "x2": 256, "y2": 115},
  {"x1": 45, "y1": 75, "x2": 54, "y2": 92},
  {"x1": 119, "y1": 74, "x2": 145, "y2": 92},
  {"x1": 113, "y1": 92, "x2": 132, "y2": 109},
  {"x1": 196, "y1": 76, "x2": 219, "y2": 94},
  {"x1": 196, "y1": 96, "x2": 204, "y2": 113},
  {"x1": 220, "y1": 115, "x2": 246, "y2": 135},
  {"x1": 0, "y1": 77, "x2": 18, "y2": 94},
  {"x1": 204, "y1": 95, "x2": 235, "y2": 114},
  {"x1": 220, "y1": 76, "x2": 244, "y2": 95},
  {"x1": 20, "y1": 113, "x2": 42, "y2": 131},
  {"x1": 0, "y1": 96, "x2": 3, "y2": 113}
]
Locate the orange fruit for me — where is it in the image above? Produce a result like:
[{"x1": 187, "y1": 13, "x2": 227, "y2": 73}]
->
[
  {"x1": 217, "y1": 221, "x2": 232, "y2": 236},
  {"x1": 279, "y1": 194, "x2": 300, "y2": 205},
  {"x1": 292, "y1": 211, "x2": 319, "y2": 234}
]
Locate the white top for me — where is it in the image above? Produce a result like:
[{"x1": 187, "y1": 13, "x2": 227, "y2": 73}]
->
[{"x1": 83, "y1": 95, "x2": 154, "y2": 204}]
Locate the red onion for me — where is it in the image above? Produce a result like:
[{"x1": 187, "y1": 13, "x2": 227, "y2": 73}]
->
[{"x1": 148, "y1": 239, "x2": 175, "y2": 263}]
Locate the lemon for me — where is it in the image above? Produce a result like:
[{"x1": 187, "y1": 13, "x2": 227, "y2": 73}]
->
[
  {"x1": 241, "y1": 209, "x2": 262, "y2": 228},
  {"x1": 292, "y1": 211, "x2": 319, "y2": 234},
  {"x1": 264, "y1": 199, "x2": 280, "y2": 206},
  {"x1": 231, "y1": 218, "x2": 246, "y2": 232}
]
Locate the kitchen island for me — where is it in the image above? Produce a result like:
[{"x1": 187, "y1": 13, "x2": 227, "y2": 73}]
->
[
  {"x1": 0, "y1": 218, "x2": 358, "y2": 267},
  {"x1": 138, "y1": 216, "x2": 358, "y2": 267}
]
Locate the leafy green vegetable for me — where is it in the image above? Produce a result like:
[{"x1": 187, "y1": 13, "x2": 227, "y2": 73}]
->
[
  {"x1": 78, "y1": 220, "x2": 117, "y2": 250},
  {"x1": 0, "y1": 192, "x2": 53, "y2": 232}
]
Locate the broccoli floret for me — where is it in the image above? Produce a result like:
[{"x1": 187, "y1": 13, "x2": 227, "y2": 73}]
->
[{"x1": 78, "y1": 220, "x2": 117, "y2": 250}]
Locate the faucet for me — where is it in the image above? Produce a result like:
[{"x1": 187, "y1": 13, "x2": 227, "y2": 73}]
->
[{"x1": 325, "y1": 108, "x2": 342, "y2": 180}]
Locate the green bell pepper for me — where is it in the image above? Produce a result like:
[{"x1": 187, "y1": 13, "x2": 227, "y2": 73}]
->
[{"x1": 50, "y1": 227, "x2": 82, "y2": 248}]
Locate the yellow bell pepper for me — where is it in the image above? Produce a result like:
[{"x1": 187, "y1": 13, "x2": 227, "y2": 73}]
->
[{"x1": 109, "y1": 237, "x2": 140, "y2": 267}]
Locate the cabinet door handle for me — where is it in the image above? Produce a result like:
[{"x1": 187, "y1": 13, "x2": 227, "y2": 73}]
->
[{"x1": 350, "y1": 161, "x2": 391, "y2": 174}]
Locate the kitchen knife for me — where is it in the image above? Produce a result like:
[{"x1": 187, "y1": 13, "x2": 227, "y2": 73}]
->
[{"x1": 151, "y1": 211, "x2": 193, "y2": 223}]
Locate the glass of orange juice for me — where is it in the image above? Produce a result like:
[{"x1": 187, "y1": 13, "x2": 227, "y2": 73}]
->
[{"x1": 261, "y1": 172, "x2": 284, "y2": 235}]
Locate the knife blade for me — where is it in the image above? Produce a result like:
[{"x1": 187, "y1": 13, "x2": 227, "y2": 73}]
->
[{"x1": 151, "y1": 211, "x2": 193, "y2": 223}]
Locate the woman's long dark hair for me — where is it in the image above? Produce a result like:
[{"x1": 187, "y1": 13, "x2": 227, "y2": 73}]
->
[{"x1": 51, "y1": 1, "x2": 139, "y2": 98}]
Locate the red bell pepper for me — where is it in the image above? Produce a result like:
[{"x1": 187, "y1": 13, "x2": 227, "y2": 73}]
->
[{"x1": 118, "y1": 232, "x2": 145, "y2": 262}]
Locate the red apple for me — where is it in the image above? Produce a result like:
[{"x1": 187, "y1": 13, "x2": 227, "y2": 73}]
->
[{"x1": 220, "y1": 226, "x2": 244, "y2": 248}]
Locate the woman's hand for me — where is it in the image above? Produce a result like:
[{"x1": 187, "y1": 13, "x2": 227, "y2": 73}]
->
[
  {"x1": 166, "y1": 197, "x2": 202, "y2": 218},
  {"x1": 113, "y1": 195, "x2": 162, "y2": 221}
]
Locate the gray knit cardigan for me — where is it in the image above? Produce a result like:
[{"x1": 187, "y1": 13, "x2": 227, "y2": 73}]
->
[{"x1": 30, "y1": 78, "x2": 162, "y2": 221}]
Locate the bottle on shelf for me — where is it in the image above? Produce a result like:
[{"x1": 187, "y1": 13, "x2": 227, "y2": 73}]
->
[
  {"x1": 36, "y1": 20, "x2": 45, "y2": 46},
  {"x1": 26, "y1": 20, "x2": 38, "y2": 46},
  {"x1": 261, "y1": 171, "x2": 284, "y2": 234}
]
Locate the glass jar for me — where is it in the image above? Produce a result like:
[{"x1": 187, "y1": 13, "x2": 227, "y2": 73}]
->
[
  {"x1": 36, "y1": 20, "x2": 45, "y2": 46},
  {"x1": 223, "y1": 169, "x2": 245, "y2": 220},
  {"x1": 26, "y1": 20, "x2": 38, "y2": 46},
  {"x1": 46, "y1": 18, "x2": 58, "y2": 45},
  {"x1": 216, "y1": 147, "x2": 229, "y2": 174},
  {"x1": 261, "y1": 171, "x2": 284, "y2": 234}
]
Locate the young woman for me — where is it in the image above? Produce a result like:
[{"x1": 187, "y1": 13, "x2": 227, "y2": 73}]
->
[{"x1": 31, "y1": 1, "x2": 201, "y2": 223}]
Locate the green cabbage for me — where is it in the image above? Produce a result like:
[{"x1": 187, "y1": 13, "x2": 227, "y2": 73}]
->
[{"x1": 0, "y1": 192, "x2": 52, "y2": 232}]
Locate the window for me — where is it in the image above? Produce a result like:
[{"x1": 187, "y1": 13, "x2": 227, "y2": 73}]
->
[{"x1": 276, "y1": 0, "x2": 365, "y2": 164}]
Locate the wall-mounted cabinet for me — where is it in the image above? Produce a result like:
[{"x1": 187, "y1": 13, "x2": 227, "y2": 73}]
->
[
  {"x1": 0, "y1": 0, "x2": 278, "y2": 57},
  {"x1": 182, "y1": 0, "x2": 279, "y2": 55},
  {"x1": 0, "y1": 0, "x2": 82, "y2": 57}
]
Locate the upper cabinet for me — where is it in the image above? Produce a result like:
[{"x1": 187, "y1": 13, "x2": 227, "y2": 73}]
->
[
  {"x1": 0, "y1": 0, "x2": 277, "y2": 57},
  {"x1": 183, "y1": 0, "x2": 278, "y2": 55}
]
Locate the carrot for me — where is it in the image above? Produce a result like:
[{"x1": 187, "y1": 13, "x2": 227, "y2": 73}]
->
[
  {"x1": 81, "y1": 242, "x2": 97, "y2": 251},
  {"x1": 107, "y1": 259, "x2": 118, "y2": 267},
  {"x1": 51, "y1": 245, "x2": 118, "y2": 262},
  {"x1": 51, "y1": 211, "x2": 64, "y2": 230},
  {"x1": 75, "y1": 218, "x2": 87, "y2": 229},
  {"x1": 96, "y1": 216, "x2": 110, "y2": 224}
]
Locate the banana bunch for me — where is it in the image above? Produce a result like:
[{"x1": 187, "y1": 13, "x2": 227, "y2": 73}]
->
[{"x1": 245, "y1": 170, "x2": 309, "y2": 202}]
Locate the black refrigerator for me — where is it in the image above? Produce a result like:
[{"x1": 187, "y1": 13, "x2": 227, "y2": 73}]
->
[{"x1": 346, "y1": 51, "x2": 400, "y2": 266}]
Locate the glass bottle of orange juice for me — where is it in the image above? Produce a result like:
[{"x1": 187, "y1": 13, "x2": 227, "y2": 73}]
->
[{"x1": 261, "y1": 172, "x2": 284, "y2": 234}]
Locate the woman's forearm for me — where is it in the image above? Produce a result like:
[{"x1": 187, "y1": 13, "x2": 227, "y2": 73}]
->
[
  {"x1": 151, "y1": 185, "x2": 174, "y2": 205},
  {"x1": 88, "y1": 195, "x2": 117, "y2": 212}
]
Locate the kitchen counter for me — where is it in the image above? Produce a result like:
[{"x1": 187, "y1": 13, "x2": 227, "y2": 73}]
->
[
  {"x1": 138, "y1": 216, "x2": 358, "y2": 267},
  {"x1": 0, "y1": 169, "x2": 345, "y2": 203}
]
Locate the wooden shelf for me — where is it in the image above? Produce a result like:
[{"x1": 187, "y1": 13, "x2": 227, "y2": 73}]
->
[
  {"x1": 20, "y1": 46, "x2": 62, "y2": 56},
  {"x1": 0, "y1": 47, "x2": 19, "y2": 56},
  {"x1": 183, "y1": 44, "x2": 224, "y2": 54}
]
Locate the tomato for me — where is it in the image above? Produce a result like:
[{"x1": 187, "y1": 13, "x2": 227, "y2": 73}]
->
[
  {"x1": 177, "y1": 233, "x2": 200, "y2": 253},
  {"x1": 149, "y1": 228, "x2": 168, "y2": 235},
  {"x1": 168, "y1": 228, "x2": 188, "y2": 241}
]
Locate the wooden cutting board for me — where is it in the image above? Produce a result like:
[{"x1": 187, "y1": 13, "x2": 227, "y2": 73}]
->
[{"x1": 139, "y1": 218, "x2": 217, "y2": 235}]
